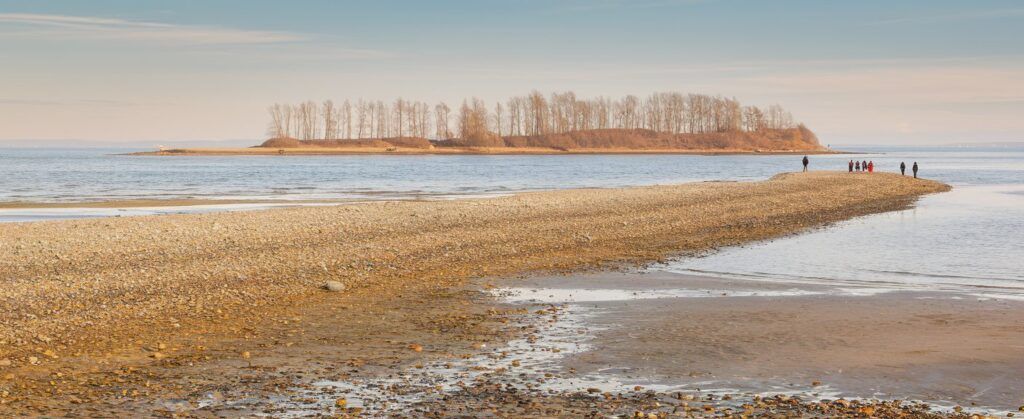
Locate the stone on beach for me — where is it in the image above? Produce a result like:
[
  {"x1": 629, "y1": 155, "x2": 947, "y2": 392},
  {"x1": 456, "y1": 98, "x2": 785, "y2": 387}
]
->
[{"x1": 323, "y1": 281, "x2": 346, "y2": 292}]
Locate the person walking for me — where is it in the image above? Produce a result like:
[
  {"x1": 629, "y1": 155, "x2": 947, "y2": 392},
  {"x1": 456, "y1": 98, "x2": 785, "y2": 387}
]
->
[
  {"x1": 900, "y1": 162, "x2": 906, "y2": 175},
  {"x1": 802, "y1": 155, "x2": 809, "y2": 172},
  {"x1": 912, "y1": 162, "x2": 919, "y2": 178},
  {"x1": 849, "y1": 160, "x2": 854, "y2": 172},
  {"x1": 868, "y1": 161, "x2": 874, "y2": 173}
]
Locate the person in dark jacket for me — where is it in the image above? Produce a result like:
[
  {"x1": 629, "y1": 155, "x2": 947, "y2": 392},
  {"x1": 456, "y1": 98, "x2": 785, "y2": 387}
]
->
[
  {"x1": 912, "y1": 162, "x2": 919, "y2": 178},
  {"x1": 855, "y1": 161, "x2": 860, "y2": 171},
  {"x1": 802, "y1": 155, "x2": 809, "y2": 172},
  {"x1": 900, "y1": 162, "x2": 906, "y2": 175},
  {"x1": 862, "y1": 160, "x2": 868, "y2": 171},
  {"x1": 849, "y1": 160, "x2": 854, "y2": 172}
]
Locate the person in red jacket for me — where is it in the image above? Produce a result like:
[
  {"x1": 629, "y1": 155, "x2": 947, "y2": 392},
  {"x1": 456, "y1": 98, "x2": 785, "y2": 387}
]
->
[{"x1": 868, "y1": 161, "x2": 874, "y2": 173}]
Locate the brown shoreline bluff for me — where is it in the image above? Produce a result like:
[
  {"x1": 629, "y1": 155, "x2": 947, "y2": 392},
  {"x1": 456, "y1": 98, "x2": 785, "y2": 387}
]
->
[
  {"x1": 0, "y1": 172, "x2": 949, "y2": 413},
  {"x1": 130, "y1": 127, "x2": 833, "y2": 156}
]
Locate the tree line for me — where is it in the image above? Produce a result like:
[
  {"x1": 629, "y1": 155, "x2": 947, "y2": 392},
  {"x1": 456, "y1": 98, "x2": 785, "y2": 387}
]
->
[{"x1": 267, "y1": 91, "x2": 797, "y2": 141}]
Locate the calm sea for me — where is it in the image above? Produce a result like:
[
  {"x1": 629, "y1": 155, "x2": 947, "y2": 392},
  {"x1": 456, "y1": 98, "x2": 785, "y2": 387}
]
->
[{"x1": 1, "y1": 146, "x2": 1021, "y2": 295}]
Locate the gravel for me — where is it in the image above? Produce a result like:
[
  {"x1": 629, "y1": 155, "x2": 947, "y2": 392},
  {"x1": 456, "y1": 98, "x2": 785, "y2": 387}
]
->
[{"x1": 0, "y1": 171, "x2": 949, "y2": 414}]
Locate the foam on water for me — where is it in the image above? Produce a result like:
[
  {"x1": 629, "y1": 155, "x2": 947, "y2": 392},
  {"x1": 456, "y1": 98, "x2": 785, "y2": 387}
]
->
[
  {"x1": 495, "y1": 287, "x2": 822, "y2": 303},
  {"x1": 0, "y1": 202, "x2": 340, "y2": 222}
]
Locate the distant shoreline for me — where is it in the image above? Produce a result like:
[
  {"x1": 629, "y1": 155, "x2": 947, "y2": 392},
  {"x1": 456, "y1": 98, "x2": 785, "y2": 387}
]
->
[
  {"x1": 128, "y1": 146, "x2": 844, "y2": 156},
  {"x1": 129, "y1": 127, "x2": 836, "y2": 156}
]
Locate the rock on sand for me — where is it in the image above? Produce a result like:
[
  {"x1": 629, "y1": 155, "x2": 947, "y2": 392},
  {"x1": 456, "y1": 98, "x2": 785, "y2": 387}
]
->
[{"x1": 323, "y1": 281, "x2": 346, "y2": 292}]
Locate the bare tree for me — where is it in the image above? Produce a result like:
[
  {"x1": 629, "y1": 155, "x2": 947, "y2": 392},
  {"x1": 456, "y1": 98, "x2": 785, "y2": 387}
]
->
[
  {"x1": 356, "y1": 99, "x2": 367, "y2": 139},
  {"x1": 341, "y1": 100, "x2": 352, "y2": 139},
  {"x1": 527, "y1": 91, "x2": 548, "y2": 136},
  {"x1": 434, "y1": 102, "x2": 451, "y2": 139},
  {"x1": 393, "y1": 98, "x2": 405, "y2": 138},
  {"x1": 322, "y1": 100, "x2": 337, "y2": 139},
  {"x1": 267, "y1": 104, "x2": 287, "y2": 138},
  {"x1": 492, "y1": 102, "x2": 504, "y2": 137},
  {"x1": 267, "y1": 91, "x2": 801, "y2": 142}
]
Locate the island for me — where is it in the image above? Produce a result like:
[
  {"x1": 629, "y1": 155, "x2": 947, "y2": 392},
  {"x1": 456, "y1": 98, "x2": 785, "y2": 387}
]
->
[{"x1": 132, "y1": 91, "x2": 832, "y2": 155}]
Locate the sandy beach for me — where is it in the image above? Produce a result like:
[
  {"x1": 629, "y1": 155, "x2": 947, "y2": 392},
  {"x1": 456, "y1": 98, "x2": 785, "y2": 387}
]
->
[{"x1": 0, "y1": 172, "x2": 960, "y2": 415}]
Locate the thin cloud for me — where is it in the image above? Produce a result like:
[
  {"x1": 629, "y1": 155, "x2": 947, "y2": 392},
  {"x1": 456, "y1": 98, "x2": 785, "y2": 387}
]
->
[
  {"x1": 0, "y1": 13, "x2": 305, "y2": 44},
  {"x1": 0, "y1": 98, "x2": 140, "y2": 107},
  {"x1": 865, "y1": 8, "x2": 1024, "y2": 26},
  {"x1": 546, "y1": 0, "x2": 710, "y2": 14}
]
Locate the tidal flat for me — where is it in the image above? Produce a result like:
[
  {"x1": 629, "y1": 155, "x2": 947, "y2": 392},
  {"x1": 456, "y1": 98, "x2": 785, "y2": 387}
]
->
[{"x1": 0, "y1": 172, "x2": 959, "y2": 416}]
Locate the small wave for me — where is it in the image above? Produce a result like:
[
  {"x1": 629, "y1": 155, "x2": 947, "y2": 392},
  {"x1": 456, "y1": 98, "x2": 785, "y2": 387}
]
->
[
  {"x1": 864, "y1": 268, "x2": 1024, "y2": 283},
  {"x1": 665, "y1": 266, "x2": 1024, "y2": 300}
]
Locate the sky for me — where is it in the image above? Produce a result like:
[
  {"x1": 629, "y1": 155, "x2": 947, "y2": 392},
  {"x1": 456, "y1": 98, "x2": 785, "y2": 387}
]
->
[{"x1": 0, "y1": 0, "x2": 1022, "y2": 146}]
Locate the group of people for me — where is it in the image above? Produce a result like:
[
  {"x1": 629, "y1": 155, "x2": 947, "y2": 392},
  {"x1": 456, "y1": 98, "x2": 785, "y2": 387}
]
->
[
  {"x1": 800, "y1": 155, "x2": 919, "y2": 178},
  {"x1": 850, "y1": 159, "x2": 875, "y2": 173},
  {"x1": 846, "y1": 159, "x2": 919, "y2": 178}
]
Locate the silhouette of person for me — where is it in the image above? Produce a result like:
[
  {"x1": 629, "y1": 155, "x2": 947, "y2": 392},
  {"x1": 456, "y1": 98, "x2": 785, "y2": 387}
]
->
[
  {"x1": 912, "y1": 162, "x2": 919, "y2": 178},
  {"x1": 900, "y1": 162, "x2": 906, "y2": 175},
  {"x1": 848, "y1": 160, "x2": 854, "y2": 173},
  {"x1": 862, "y1": 160, "x2": 868, "y2": 172},
  {"x1": 802, "y1": 155, "x2": 809, "y2": 172},
  {"x1": 855, "y1": 161, "x2": 860, "y2": 171}
]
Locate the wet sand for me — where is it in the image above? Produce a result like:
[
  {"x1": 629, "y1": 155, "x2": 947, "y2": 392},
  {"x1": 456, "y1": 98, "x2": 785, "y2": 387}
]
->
[
  {"x1": 0, "y1": 172, "x2": 953, "y2": 415},
  {"x1": 503, "y1": 271, "x2": 1024, "y2": 412}
]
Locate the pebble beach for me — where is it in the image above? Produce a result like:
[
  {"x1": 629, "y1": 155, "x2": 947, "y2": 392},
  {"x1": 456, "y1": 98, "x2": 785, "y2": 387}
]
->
[{"x1": 0, "y1": 171, "x2": 955, "y2": 416}]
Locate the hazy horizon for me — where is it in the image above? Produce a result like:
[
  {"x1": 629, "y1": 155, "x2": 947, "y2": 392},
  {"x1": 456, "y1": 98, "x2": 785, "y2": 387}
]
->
[{"x1": 2, "y1": 0, "x2": 1022, "y2": 145}]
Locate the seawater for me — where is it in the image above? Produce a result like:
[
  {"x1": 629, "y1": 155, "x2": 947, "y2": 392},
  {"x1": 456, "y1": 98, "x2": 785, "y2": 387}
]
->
[
  {"x1": 661, "y1": 147, "x2": 1024, "y2": 298},
  {"x1": 1, "y1": 145, "x2": 1021, "y2": 293}
]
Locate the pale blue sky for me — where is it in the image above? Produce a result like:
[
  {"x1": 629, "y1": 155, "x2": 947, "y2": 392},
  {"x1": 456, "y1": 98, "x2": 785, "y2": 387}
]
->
[{"x1": 1, "y1": 0, "x2": 1022, "y2": 145}]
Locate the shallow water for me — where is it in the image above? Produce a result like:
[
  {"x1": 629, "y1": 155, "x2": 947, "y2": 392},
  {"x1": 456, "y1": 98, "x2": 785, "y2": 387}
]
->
[
  {"x1": 663, "y1": 162, "x2": 1024, "y2": 297},
  {"x1": 0, "y1": 202, "x2": 339, "y2": 222},
  {"x1": 3, "y1": 146, "x2": 1016, "y2": 204}
]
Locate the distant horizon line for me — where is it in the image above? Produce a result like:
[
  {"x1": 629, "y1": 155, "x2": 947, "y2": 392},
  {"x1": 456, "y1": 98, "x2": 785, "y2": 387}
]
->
[{"x1": 1, "y1": 139, "x2": 1021, "y2": 149}]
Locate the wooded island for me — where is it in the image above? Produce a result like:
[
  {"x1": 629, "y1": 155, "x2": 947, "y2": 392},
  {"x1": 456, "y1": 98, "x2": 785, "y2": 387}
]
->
[{"x1": 141, "y1": 91, "x2": 827, "y2": 155}]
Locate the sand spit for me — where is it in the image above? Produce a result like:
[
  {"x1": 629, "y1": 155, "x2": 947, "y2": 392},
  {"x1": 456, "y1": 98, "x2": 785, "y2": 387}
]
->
[{"x1": 0, "y1": 172, "x2": 948, "y2": 414}]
